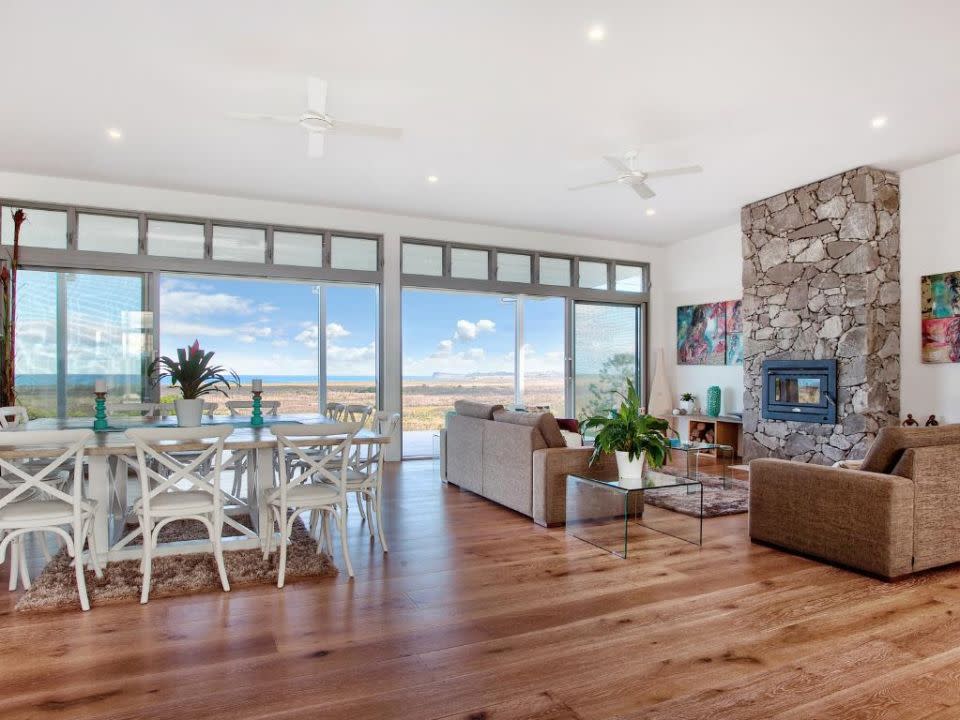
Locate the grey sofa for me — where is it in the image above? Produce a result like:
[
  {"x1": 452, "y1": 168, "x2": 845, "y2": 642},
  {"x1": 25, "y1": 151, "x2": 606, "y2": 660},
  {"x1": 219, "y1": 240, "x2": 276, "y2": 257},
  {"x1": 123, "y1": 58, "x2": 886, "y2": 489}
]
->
[{"x1": 443, "y1": 400, "x2": 613, "y2": 526}]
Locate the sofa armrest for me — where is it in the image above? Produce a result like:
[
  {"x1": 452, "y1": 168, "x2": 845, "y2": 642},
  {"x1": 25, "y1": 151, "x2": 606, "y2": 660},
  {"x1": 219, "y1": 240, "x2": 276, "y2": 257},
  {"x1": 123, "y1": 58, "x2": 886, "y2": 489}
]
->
[
  {"x1": 532, "y1": 447, "x2": 615, "y2": 527},
  {"x1": 897, "y1": 445, "x2": 960, "y2": 571},
  {"x1": 749, "y1": 458, "x2": 914, "y2": 578}
]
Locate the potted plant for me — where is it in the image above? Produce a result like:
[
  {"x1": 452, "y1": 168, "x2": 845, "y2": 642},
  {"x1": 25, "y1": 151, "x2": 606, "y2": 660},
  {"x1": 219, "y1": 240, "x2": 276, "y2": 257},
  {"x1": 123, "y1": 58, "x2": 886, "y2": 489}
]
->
[
  {"x1": 582, "y1": 379, "x2": 671, "y2": 481},
  {"x1": 679, "y1": 392, "x2": 696, "y2": 414},
  {"x1": 148, "y1": 340, "x2": 240, "y2": 427}
]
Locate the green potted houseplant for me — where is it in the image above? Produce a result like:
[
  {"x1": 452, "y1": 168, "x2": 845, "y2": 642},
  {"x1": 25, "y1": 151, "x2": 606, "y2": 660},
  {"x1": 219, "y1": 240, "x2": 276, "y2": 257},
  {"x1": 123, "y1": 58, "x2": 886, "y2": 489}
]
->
[
  {"x1": 679, "y1": 392, "x2": 695, "y2": 414},
  {"x1": 148, "y1": 340, "x2": 240, "y2": 427},
  {"x1": 582, "y1": 379, "x2": 671, "y2": 480}
]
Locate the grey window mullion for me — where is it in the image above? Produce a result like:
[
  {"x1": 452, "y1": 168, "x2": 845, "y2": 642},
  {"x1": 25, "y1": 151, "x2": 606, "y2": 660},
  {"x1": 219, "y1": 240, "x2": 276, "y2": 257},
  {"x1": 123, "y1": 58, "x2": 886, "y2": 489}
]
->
[
  {"x1": 317, "y1": 285, "x2": 327, "y2": 412},
  {"x1": 442, "y1": 243, "x2": 452, "y2": 277},
  {"x1": 66, "y1": 209, "x2": 78, "y2": 251},
  {"x1": 322, "y1": 231, "x2": 332, "y2": 268},
  {"x1": 203, "y1": 221, "x2": 213, "y2": 260},
  {"x1": 607, "y1": 262, "x2": 616, "y2": 292},
  {"x1": 56, "y1": 271, "x2": 68, "y2": 417},
  {"x1": 265, "y1": 227, "x2": 274, "y2": 264},
  {"x1": 489, "y1": 249, "x2": 498, "y2": 282},
  {"x1": 138, "y1": 213, "x2": 148, "y2": 255}
]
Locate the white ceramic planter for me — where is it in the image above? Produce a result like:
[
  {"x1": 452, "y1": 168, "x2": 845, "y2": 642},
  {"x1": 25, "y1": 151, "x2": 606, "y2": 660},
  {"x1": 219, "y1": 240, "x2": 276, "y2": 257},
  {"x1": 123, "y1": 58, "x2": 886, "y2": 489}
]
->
[
  {"x1": 680, "y1": 399, "x2": 695, "y2": 414},
  {"x1": 615, "y1": 450, "x2": 647, "y2": 480},
  {"x1": 174, "y1": 398, "x2": 204, "y2": 427}
]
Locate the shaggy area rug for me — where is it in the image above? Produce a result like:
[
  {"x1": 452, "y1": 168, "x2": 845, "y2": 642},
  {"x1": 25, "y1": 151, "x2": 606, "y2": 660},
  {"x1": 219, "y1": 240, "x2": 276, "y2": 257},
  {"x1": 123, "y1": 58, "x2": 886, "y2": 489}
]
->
[
  {"x1": 15, "y1": 516, "x2": 337, "y2": 613},
  {"x1": 643, "y1": 470, "x2": 749, "y2": 518}
]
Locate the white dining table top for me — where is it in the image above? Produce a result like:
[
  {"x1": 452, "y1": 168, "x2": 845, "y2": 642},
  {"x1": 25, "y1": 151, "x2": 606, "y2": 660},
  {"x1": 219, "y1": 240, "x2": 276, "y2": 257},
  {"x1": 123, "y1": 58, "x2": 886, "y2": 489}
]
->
[{"x1": 0, "y1": 413, "x2": 389, "y2": 458}]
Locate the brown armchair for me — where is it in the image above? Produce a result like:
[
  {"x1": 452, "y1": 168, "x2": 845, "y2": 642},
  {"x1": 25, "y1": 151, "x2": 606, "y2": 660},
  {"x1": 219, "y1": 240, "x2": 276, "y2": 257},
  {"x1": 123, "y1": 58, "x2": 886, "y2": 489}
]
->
[{"x1": 749, "y1": 425, "x2": 960, "y2": 578}]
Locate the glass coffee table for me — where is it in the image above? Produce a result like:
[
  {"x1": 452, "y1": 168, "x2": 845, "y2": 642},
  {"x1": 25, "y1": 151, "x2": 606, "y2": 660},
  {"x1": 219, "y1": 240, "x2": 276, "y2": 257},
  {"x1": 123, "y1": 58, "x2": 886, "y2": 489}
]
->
[
  {"x1": 566, "y1": 466, "x2": 703, "y2": 557},
  {"x1": 670, "y1": 441, "x2": 735, "y2": 488}
]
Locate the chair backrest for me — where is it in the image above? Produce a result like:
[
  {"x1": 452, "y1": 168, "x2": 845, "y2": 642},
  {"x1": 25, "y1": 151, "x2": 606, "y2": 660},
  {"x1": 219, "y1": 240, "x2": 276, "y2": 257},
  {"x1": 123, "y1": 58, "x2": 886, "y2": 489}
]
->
[
  {"x1": 124, "y1": 426, "x2": 233, "y2": 514},
  {"x1": 0, "y1": 429, "x2": 93, "y2": 515},
  {"x1": 342, "y1": 404, "x2": 374, "y2": 428},
  {"x1": 107, "y1": 402, "x2": 162, "y2": 418},
  {"x1": 270, "y1": 422, "x2": 361, "y2": 501},
  {"x1": 325, "y1": 402, "x2": 346, "y2": 421},
  {"x1": 0, "y1": 406, "x2": 29, "y2": 430},
  {"x1": 226, "y1": 400, "x2": 280, "y2": 417},
  {"x1": 374, "y1": 411, "x2": 401, "y2": 439}
]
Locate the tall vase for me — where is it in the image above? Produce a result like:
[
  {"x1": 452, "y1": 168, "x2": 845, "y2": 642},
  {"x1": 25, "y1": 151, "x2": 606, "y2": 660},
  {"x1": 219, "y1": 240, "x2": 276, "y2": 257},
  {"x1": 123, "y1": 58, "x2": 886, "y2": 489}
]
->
[
  {"x1": 647, "y1": 348, "x2": 673, "y2": 418},
  {"x1": 706, "y1": 385, "x2": 722, "y2": 417}
]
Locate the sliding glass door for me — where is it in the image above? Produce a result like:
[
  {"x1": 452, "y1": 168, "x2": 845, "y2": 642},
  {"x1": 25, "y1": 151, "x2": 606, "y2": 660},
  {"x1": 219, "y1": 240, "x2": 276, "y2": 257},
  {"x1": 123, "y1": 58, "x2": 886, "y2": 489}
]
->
[
  {"x1": 16, "y1": 269, "x2": 152, "y2": 417},
  {"x1": 573, "y1": 302, "x2": 642, "y2": 420}
]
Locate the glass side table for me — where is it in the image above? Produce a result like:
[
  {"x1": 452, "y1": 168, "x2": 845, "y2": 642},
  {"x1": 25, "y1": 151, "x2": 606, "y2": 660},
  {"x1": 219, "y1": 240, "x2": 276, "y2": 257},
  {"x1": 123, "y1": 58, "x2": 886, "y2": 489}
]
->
[
  {"x1": 669, "y1": 442, "x2": 735, "y2": 488},
  {"x1": 566, "y1": 467, "x2": 703, "y2": 558}
]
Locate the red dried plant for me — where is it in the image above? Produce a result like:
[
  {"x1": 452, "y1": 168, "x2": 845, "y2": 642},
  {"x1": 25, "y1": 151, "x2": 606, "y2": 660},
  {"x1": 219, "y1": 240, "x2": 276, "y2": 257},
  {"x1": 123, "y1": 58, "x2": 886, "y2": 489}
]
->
[{"x1": 0, "y1": 209, "x2": 25, "y2": 407}]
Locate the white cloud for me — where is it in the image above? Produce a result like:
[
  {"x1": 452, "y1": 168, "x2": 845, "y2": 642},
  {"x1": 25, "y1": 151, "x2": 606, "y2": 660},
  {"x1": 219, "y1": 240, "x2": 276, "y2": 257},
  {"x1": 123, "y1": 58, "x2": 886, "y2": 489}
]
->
[
  {"x1": 327, "y1": 342, "x2": 377, "y2": 375},
  {"x1": 431, "y1": 339, "x2": 454, "y2": 358},
  {"x1": 163, "y1": 320, "x2": 235, "y2": 338},
  {"x1": 257, "y1": 303, "x2": 279, "y2": 313},
  {"x1": 466, "y1": 348, "x2": 485, "y2": 359},
  {"x1": 453, "y1": 318, "x2": 496, "y2": 341},
  {"x1": 160, "y1": 289, "x2": 255, "y2": 317},
  {"x1": 272, "y1": 340, "x2": 289, "y2": 348},
  {"x1": 236, "y1": 334, "x2": 256, "y2": 344},
  {"x1": 238, "y1": 324, "x2": 271, "y2": 339},
  {"x1": 295, "y1": 324, "x2": 319, "y2": 348},
  {"x1": 326, "y1": 322, "x2": 351, "y2": 339}
]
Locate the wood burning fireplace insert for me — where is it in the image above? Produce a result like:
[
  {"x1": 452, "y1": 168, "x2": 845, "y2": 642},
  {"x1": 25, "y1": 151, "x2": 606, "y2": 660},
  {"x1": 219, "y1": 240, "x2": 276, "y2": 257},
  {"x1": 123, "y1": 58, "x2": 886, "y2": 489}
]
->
[{"x1": 761, "y1": 359, "x2": 837, "y2": 424}]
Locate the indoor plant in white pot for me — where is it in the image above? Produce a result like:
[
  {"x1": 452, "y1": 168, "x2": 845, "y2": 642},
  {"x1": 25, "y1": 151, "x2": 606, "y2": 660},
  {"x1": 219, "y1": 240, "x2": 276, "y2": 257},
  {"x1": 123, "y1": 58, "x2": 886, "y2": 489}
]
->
[
  {"x1": 679, "y1": 392, "x2": 696, "y2": 414},
  {"x1": 582, "y1": 379, "x2": 671, "y2": 482},
  {"x1": 148, "y1": 340, "x2": 240, "y2": 427}
]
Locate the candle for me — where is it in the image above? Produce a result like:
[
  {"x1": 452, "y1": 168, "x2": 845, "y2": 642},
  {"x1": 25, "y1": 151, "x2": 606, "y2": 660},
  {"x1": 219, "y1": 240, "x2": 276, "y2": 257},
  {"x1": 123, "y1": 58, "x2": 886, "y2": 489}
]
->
[
  {"x1": 251, "y1": 378, "x2": 262, "y2": 392},
  {"x1": 94, "y1": 379, "x2": 106, "y2": 394}
]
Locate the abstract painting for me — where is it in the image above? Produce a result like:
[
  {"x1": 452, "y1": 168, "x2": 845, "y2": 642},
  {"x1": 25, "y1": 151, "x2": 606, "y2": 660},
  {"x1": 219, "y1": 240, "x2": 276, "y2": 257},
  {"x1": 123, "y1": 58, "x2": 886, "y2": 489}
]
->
[
  {"x1": 725, "y1": 299, "x2": 743, "y2": 365},
  {"x1": 677, "y1": 302, "x2": 726, "y2": 365},
  {"x1": 921, "y1": 271, "x2": 960, "y2": 363},
  {"x1": 677, "y1": 299, "x2": 742, "y2": 366}
]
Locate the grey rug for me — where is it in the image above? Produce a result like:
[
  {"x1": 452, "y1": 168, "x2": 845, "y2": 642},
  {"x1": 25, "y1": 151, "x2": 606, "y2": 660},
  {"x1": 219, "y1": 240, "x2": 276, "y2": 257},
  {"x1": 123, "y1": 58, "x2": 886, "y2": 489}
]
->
[
  {"x1": 643, "y1": 470, "x2": 749, "y2": 518},
  {"x1": 16, "y1": 515, "x2": 338, "y2": 613}
]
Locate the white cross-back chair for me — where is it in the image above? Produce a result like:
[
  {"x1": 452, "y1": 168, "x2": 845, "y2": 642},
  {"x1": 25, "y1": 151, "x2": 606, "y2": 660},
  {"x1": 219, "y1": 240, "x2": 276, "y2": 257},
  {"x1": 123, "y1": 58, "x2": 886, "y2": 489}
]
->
[
  {"x1": 325, "y1": 402, "x2": 346, "y2": 421},
  {"x1": 125, "y1": 426, "x2": 233, "y2": 604},
  {"x1": 0, "y1": 429, "x2": 102, "y2": 611},
  {"x1": 342, "y1": 411, "x2": 399, "y2": 552},
  {"x1": 265, "y1": 422, "x2": 361, "y2": 584},
  {"x1": 341, "y1": 404, "x2": 373, "y2": 428},
  {"x1": 0, "y1": 406, "x2": 29, "y2": 430}
]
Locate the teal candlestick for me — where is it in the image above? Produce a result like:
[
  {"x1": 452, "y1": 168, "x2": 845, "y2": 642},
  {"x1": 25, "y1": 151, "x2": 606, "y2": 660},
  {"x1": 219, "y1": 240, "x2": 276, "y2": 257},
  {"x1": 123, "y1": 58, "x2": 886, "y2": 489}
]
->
[
  {"x1": 250, "y1": 391, "x2": 264, "y2": 427},
  {"x1": 93, "y1": 393, "x2": 109, "y2": 431}
]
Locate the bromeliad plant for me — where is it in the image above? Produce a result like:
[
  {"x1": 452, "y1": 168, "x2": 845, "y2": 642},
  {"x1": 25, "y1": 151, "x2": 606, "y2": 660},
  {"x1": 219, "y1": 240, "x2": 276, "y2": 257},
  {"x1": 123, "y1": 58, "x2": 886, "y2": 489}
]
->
[
  {"x1": 148, "y1": 340, "x2": 240, "y2": 399},
  {"x1": 581, "y1": 379, "x2": 672, "y2": 469}
]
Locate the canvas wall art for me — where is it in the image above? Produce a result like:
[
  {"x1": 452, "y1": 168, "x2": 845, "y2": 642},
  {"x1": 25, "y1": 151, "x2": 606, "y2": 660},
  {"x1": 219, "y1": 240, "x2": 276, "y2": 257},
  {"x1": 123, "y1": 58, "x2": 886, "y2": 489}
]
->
[
  {"x1": 677, "y1": 299, "x2": 742, "y2": 366},
  {"x1": 921, "y1": 270, "x2": 960, "y2": 363}
]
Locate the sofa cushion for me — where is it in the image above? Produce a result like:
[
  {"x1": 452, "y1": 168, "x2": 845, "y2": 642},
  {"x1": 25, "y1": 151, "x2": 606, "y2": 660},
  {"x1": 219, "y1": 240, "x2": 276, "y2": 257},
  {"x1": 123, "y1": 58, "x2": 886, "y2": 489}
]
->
[
  {"x1": 453, "y1": 400, "x2": 504, "y2": 420},
  {"x1": 860, "y1": 424, "x2": 960, "y2": 474},
  {"x1": 492, "y1": 410, "x2": 567, "y2": 449}
]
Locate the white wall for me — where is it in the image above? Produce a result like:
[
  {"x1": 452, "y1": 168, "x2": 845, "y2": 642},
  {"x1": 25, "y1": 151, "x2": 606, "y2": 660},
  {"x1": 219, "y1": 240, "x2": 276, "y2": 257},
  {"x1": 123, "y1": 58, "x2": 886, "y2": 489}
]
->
[
  {"x1": 662, "y1": 223, "x2": 744, "y2": 417},
  {"x1": 900, "y1": 153, "x2": 960, "y2": 423},
  {"x1": 0, "y1": 171, "x2": 665, "y2": 458}
]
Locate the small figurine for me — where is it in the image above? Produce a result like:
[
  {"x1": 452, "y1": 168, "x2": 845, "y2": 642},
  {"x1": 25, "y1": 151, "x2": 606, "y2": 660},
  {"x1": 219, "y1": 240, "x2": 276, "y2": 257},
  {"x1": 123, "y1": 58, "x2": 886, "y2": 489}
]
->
[
  {"x1": 925, "y1": 414, "x2": 939, "y2": 427},
  {"x1": 903, "y1": 414, "x2": 919, "y2": 427}
]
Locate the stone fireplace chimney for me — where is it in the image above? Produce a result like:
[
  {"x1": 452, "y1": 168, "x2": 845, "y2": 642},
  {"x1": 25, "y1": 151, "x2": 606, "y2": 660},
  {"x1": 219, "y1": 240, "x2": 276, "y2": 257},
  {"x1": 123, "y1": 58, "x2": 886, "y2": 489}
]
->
[{"x1": 741, "y1": 167, "x2": 900, "y2": 463}]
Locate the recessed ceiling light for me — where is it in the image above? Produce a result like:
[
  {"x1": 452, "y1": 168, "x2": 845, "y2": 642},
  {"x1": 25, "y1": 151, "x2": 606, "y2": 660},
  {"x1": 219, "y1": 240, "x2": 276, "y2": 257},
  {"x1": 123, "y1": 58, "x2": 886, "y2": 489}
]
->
[
  {"x1": 871, "y1": 115, "x2": 888, "y2": 129},
  {"x1": 106, "y1": 127, "x2": 123, "y2": 140},
  {"x1": 587, "y1": 24, "x2": 605, "y2": 42},
  {"x1": 645, "y1": 208, "x2": 656, "y2": 216},
  {"x1": 426, "y1": 175, "x2": 439, "y2": 184}
]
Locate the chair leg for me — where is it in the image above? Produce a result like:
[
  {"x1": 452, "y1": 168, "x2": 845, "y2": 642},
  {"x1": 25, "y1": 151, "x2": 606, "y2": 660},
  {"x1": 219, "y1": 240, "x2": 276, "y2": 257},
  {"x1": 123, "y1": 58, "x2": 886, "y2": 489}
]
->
[
  {"x1": 18, "y1": 539, "x2": 31, "y2": 590},
  {"x1": 262, "y1": 509, "x2": 275, "y2": 561},
  {"x1": 375, "y1": 489, "x2": 389, "y2": 552},
  {"x1": 356, "y1": 492, "x2": 367, "y2": 521},
  {"x1": 365, "y1": 493, "x2": 375, "y2": 538},
  {"x1": 71, "y1": 527, "x2": 90, "y2": 611},
  {"x1": 140, "y1": 521, "x2": 153, "y2": 605},
  {"x1": 7, "y1": 537, "x2": 18, "y2": 592},
  {"x1": 277, "y1": 512, "x2": 292, "y2": 589},
  {"x1": 210, "y1": 519, "x2": 230, "y2": 593},
  {"x1": 85, "y1": 519, "x2": 104, "y2": 579},
  {"x1": 322, "y1": 511, "x2": 333, "y2": 555},
  {"x1": 337, "y1": 504, "x2": 354, "y2": 578},
  {"x1": 39, "y1": 531, "x2": 53, "y2": 562}
]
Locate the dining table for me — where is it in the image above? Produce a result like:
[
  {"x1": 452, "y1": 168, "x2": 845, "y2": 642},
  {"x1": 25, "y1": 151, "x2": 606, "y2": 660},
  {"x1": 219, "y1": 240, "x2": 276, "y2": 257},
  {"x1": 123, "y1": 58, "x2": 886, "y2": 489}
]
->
[{"x1": 4, "y1": 413, "x2": 390, "y2": 562}]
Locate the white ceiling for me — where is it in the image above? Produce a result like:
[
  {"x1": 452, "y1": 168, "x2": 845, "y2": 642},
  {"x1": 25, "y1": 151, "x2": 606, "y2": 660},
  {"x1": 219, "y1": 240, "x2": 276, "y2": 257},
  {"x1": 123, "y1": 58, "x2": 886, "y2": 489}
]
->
[{"x1": 1, "y1": 0, "x2": 959, "y2": 245}]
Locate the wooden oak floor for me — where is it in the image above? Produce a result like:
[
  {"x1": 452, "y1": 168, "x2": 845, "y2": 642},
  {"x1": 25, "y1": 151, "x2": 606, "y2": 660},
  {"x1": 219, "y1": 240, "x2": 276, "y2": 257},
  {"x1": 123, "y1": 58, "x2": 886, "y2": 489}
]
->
[{"x1": 3, "y1": 460, "x2": 960, "y2": 719}]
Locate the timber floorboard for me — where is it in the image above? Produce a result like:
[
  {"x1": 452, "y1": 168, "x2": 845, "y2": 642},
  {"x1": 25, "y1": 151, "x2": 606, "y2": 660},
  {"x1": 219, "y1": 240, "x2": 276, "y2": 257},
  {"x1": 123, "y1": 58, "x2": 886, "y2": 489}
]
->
[{"x1": 1, "y1": 459, "x2": 959, "y2": 719}]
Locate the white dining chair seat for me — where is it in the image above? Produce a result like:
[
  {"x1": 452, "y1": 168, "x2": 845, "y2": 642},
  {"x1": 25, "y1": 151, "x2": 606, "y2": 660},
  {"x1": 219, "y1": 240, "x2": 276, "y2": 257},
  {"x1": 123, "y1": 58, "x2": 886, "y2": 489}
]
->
[
  {"x1": 0, "y1": 499, "x2": 79, "y2": 524},
  {"x1": 285, "y1": 483, "x2": 340, "y2": 504},
  {"x1": 134, "y1": 491, "x2": 214, "y2": 514}
]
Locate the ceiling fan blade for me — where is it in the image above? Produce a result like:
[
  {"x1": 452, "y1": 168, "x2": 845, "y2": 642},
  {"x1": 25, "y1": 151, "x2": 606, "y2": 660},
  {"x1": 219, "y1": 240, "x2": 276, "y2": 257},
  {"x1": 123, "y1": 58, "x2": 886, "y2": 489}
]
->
[
  {"x1": 331, "y1": 120, "x2": 403, "y2": 139},
  {"x1": 307, "y1": 77, "x2": 328, "y2": 114},
  {"x1": 228, "y1": 112, "x2": 301, "y2": 125},
  {"x1": 643, "y1": 164, "x2": 703, "y2": 179},
  {"x1": 631, "y1": 182, "x2": 656, "y2": 199},
  {"x1": 603, "y1": 155, "x2": 634, "y2": 175},
  {"x1": 308, "y1": 132, "x2": 325, "y2": 158},
  {"x1": 568, "y1": 179, "x2": 619, "y2": 191}
]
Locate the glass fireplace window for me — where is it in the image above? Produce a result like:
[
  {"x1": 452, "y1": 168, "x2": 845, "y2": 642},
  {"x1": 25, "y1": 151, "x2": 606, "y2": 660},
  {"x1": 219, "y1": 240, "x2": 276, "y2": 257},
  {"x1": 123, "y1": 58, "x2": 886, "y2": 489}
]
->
[{"x1": 774, "y1": 377, "x2": 821, "y2": 405}]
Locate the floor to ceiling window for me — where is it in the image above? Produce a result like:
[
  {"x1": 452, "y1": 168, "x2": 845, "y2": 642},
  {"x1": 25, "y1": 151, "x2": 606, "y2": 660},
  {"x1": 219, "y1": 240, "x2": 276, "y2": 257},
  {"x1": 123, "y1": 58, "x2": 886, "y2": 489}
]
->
[
  {"x1": 519, "y1": 295, "x2": 566, "y2": 412},
  {"x1": 573, "y1": 302, "x2": 643, "y2": 420},
  {"x1": 401, "y1": 289, "x2": 517, "y2": 457},
  {"x1": 15, "y1": 269, "x2": 151, "y2": 417},
  {"x1": 158, "y1": 275, "x2": 379, "y2": 413}
]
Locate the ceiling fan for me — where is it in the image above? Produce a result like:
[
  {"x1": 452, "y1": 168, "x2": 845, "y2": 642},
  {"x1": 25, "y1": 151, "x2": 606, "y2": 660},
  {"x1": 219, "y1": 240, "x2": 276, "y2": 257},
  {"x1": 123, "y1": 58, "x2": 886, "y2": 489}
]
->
[
  {"x1": 228, "y1": 78, "x2": 403, "y2": 158},
  {"x1": 569, "y1": 152, "x2": 703, "y2": 199}
]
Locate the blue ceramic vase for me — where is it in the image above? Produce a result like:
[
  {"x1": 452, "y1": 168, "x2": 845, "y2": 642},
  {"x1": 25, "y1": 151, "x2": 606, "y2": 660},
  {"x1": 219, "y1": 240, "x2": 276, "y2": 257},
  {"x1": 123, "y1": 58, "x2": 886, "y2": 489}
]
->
[{"x1": 706, "y1": 385, "x2": 721, "y2": 417}]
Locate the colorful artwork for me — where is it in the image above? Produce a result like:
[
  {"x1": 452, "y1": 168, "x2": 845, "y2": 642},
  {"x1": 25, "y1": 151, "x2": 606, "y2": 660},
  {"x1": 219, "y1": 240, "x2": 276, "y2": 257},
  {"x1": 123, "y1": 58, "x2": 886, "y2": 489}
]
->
[
  {"x1": 677, "y1": 299, "x2": 742, "y2": 366},
  {"x1": 677, "y1": 302, "x2": 726, "y2": 365},
  {"x1": 724, "y1": 299, "x2": 743, "y2": 365},
  {"x1": 921, "y1": 271, "x2": 960, "y2": 363}
]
